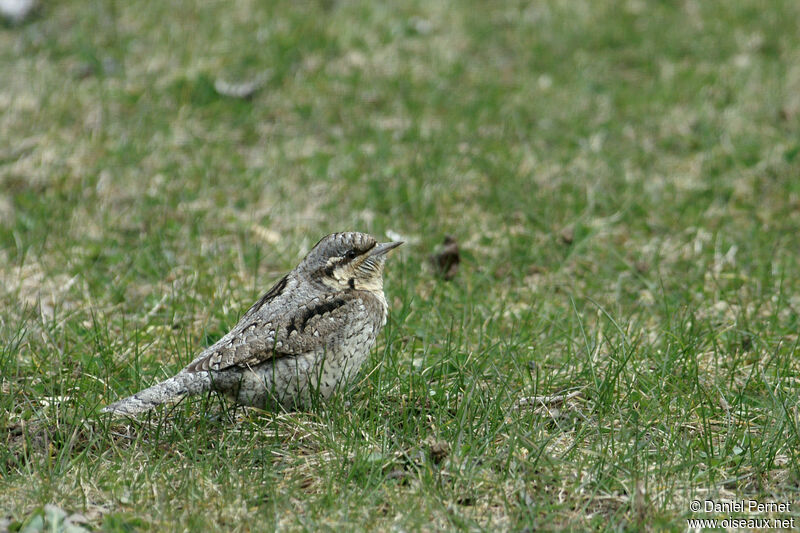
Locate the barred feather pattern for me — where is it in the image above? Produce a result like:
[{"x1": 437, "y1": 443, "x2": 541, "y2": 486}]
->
[{"x1": 101, "y1": 232, "x2": 397, "y2": 416}]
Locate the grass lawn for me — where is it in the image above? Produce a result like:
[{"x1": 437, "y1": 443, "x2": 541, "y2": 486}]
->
[{"x1": 2, "y1": 0, "x2": 800, "y2": 530}]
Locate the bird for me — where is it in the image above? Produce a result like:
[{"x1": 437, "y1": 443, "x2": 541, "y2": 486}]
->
[{"x1": 101, "y1": 232, "x2": 402, "y2": 416}]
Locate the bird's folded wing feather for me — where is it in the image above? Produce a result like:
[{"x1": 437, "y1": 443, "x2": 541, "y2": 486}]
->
[{"x1": 184, "y1": 290, "x2": 377, "y2": 373}]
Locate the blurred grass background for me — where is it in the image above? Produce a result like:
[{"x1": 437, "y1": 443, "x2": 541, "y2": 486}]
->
[{"x1": 1, "y1": 0, "x2": 799, "y2": 530}]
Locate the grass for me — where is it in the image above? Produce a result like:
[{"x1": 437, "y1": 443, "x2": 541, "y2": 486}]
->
[{"x1": 1, "y1": 0, "x2": 799, "y2": 530}]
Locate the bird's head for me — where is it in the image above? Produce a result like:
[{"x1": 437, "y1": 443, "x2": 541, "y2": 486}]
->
[{"x1": 301, "y1": 232, "x2": 402, "y2": 294}]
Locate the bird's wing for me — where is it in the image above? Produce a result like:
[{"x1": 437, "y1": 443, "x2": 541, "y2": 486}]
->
[{"x1": 184, "y1": 290, "x2": 381, "y2": 373}]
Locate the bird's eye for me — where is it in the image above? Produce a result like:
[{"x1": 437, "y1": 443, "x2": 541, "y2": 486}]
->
[{"x1": 345, "y1": 249, "x2": 358, "y2": 260}]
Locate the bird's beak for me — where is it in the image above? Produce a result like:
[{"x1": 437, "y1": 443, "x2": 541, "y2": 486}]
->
[{"x1": 369, "y1": 241, "x2": 403, "y2": 257}]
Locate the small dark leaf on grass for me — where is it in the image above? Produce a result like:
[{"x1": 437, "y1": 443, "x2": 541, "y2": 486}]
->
[
  {"x1": 559, "y1": 225, "x2": 574, "y2": 245},
  {"x1": 377, "y1": 503, "x2": 392, "y2": 516},
  {"x1": 493, "y1": 263, "x2": 511, "y2": 279},
  {"x1": 527, "y1": 264, "x2": 545, "y2": 275},
  {"x1": 741, "y1": 335, "x2": 752, "y2": 351},
  {"x1": 428, "y1": 439, "x2": 450, "y2": 464},
  {"x1": 429, "y1": 235, "x2": 460, "y2": 280},
  {"x1": 456, "y1": 495, "x2": 475, "y2": 506}
]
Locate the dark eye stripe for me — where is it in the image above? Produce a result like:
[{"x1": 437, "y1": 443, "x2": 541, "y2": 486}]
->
[
  {"x1": 342, "y1": 241, "x2": 377, "y2": 263},
  {"x1": 319, "y1": 240, "x2": 379, "y2": 279}
]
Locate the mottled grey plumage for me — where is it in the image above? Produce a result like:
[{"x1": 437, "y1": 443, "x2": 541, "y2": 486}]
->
[{"x1": 102, "y1": 232, "x2": 401, "y2": 416}]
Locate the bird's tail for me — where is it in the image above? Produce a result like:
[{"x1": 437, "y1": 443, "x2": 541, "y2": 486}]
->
[{"x1": 101, "y1": 371, "x2": 212, "y2": 416}]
